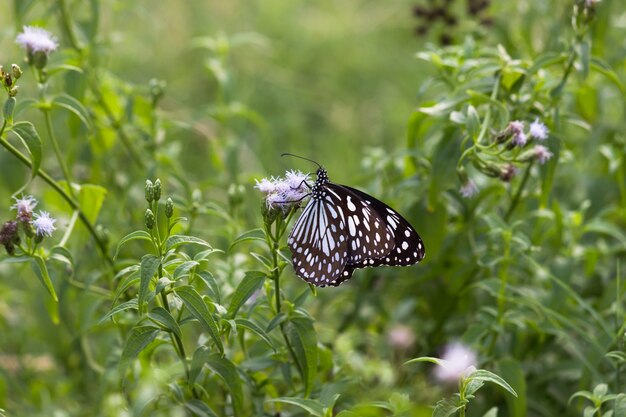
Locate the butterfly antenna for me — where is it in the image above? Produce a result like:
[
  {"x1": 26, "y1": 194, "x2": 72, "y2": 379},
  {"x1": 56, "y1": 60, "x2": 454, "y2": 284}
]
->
[{"x1": 281, "y1": 153, "x2": 322, "y2": 169}]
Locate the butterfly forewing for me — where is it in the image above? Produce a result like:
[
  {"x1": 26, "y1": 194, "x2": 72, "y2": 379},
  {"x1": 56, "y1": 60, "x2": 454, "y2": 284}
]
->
[
  {"x1": 340, "y1": 184, "x2": 425, "y2": 266},
  {"x1": 288, "y1": 193, "x2": 349, "y2": 286}
]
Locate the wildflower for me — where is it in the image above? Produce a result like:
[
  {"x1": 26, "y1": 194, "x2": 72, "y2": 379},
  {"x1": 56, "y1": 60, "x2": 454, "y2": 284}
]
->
[
  {"x1": 15, "y1": 26, "x2": 58, "y2": 55},
  {"x1": 459, "y1": 180, "x2": 478, "y2": 198},
  {"x1": 32, "y1": 211, "x2": 56, "y2": 237},
  {"x1": 507, "y1": 120, "x2": 527, "y2": 147},
  {"x1": 389, "y1": 325, "x2": 416, "y2": 350},
  {"x1": 533, "y1": 145, "x2": 554, "y2": 165},
  {"x1": 254, "y1": 177, "x2": 277, "y2": 194},
  {"x1": 529, "y1": 118, "x2": 549, "y2": 141},
  {"x1": 255, "y1": 171, "x2": 311, "y2": 211},
  {"x1": 434, "y1": 343, "x2": 477, "y2": 382},
  {"x1": 11, "y1": 195, "x2": 38, "y2": 222}
]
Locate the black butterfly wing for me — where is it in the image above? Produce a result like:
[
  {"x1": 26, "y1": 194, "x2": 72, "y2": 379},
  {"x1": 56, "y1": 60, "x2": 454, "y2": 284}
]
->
[
  {"x1": 339, "y1": 184, "x2": 426, "y2": 266},
  {"x1": 287, "y1": 192, "x2": 349, "y2": 286},
  {"x1": 325, "y1": 184, "x2": 426, "y2": 287}
]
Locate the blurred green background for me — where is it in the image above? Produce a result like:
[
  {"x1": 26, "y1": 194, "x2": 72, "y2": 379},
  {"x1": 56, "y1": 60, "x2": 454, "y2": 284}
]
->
[{"x1": 0, "y1": 0, "x2": 625, "y2": 416}]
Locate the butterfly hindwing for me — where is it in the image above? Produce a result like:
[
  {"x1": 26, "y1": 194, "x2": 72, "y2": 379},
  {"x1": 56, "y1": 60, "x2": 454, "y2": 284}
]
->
[{"x1": 288, "y1": 192, "x2": 349, "y2": 286}]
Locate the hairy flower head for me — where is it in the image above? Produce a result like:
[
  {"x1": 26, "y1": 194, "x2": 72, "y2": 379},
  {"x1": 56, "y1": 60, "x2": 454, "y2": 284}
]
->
[
  {"x1": 32, "y1": 211, "x2": 56, "y2": 237},
  {"x1": 529, "y1": 118, "x2": 549, "y2": 141},
  {"x1": 434, "y1": 343, "x2": 477, "y2": 382},
  {"x1": 15, "y1": 26, "x2": 58, "y2": 55},
  {"x1": 11, "y1": 195, "x2": 38, "y2": 222}
]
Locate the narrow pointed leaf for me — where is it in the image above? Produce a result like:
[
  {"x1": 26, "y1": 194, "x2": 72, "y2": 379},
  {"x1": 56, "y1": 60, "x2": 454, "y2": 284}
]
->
[
  {"x1": 114, "y1": 230, "x2": 152, "y2": 260},
  {"x1": 31, "y1": 256, "x2": 58, "y2": 302},
  {"x1": 11, "y1": 121, "x2": 42, "y2": 179},
  {"x1": 149, "y1": 306, "x2": 182, "y2": 339},
  {"x1": 227, "y1": 271, "x2": 266, "y2": 318},
  {"x1": 175, "y1": 286, "x2": 223, "y2": 353},
  {"x1": 139, "y1": 255, "x2": 160, "y2": 312},
  {"x1": 119, "y1": 325, "x2": 159, "y2": 375}
]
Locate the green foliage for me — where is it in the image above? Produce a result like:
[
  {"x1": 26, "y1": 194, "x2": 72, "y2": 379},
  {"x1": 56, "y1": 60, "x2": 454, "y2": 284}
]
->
[{"x1": 0, "y1": 0, "x2": 625, "y2": 416}]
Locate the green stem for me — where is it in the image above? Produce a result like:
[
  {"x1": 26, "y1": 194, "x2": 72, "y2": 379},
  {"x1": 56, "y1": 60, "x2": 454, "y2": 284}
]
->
[
  {"x1": 43, "y1": 109, "x2": 77, "y2": 200},
  {"x1": 476, "y1": 74, "x2": 501, "y2": 145},
  {"x1": 505, "y1": 161, "x2": 534, "y2": 221},
  {"x1": 0, "y1": 134, "x2": 113, "y2": 268},
  {"x1": 57, "y1": 0, "x2": 82, "y2": 51}
]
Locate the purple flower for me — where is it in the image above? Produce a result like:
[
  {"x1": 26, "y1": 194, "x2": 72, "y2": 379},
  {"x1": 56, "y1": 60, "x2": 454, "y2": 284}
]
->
[
  {"x1": 534, "y1": 145, "x2": 554, "y2": 165},
  {"x1": 256, "y1": 170, "x2": 311, "y2": 210},
  {"x1": 434, "y1": 343, "x2": 477, "y2": 382},
  {"x1": 32, "y1": 211, "x2": 56, "y2": 237},
  {"x1": 15, "y1": 26, "x2": 58, "y2": 55},
  {"x1": 508, "y1": 120, "x2": 527, "y2": 147},
  {"x1": 460, "y1": 180, "x2": 478, "y2": 198},
  {"x1": 529, "y1": 118, "x2": 549, "y2": 141},
  {"x1": 11, "y1": 195, "x2": 38, "y2": 222}
]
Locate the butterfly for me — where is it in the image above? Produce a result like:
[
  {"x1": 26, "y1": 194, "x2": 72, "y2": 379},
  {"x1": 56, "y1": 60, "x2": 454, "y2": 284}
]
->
[{"x1": 285, "y1": 155, "x2": 425, "y2": 287}]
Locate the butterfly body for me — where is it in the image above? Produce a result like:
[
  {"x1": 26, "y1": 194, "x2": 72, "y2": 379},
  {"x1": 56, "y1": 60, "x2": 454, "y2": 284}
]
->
[{"x1": 288, "y1": 167, "x2": 425, "y2": 287}]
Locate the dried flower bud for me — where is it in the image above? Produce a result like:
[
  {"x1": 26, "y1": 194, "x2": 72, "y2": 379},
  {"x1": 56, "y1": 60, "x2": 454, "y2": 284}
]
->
[
  {"x1": 145, "y1": 208, "x2": 155, "y2": 230},
  {"x1": 500, "y1": 164, "x2": 517, "y2": 182},
  {"x1": 9, "y1": 86, "x2": 19, "y2": 97}
]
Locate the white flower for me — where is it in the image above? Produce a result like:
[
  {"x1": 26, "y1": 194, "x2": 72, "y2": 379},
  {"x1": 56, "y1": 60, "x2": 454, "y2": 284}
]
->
[
  {"x1": 15, "y1": 26, "x2": 58, "y2": 55},
  {"x1": 529, "y1": 118, "x2": 549, "y2": 141},
  {"x1": 534, "y1": 145, "x2": 554, "y2": 165},
  {"x1": 11, "y1": 195, "x2": 38, "y2": 220},
  {"x1": 434, "y1": 343, "x2": 477, "y2": 382},
  {"x1": 284, "y1": 170, "x2": 310, "y2": 190},
  {"x1": 32, "y1": 211, "x2": 56, "y2": 237},
  {"x1": 256, "y1": 171, "x2": 311, "y2": 210},
  {"x1": 460, "y1": 180, "x2": 478, "y2": 198},
  {"x1": 254, "y1": 178, "x2": 276, "y2": 194}
]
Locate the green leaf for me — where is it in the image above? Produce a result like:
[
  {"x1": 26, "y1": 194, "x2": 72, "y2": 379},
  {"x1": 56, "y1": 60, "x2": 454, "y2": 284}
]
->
[
  {"x1": 266, "y1": 397, "x2": 324, "y2": 417},
  {"x1": 497, "y1": 358, "x2": 527, "y2": 417},
  {"x1": 235, "y1": 318, "x2": 275, "y2": 350},
  {"x1": 31, "y1": 256, "x2": 58, "y2": 302},
  {"x1": 175, "y1": 286, "x2": 223, "y2": 353},
  {"x1": 119, "y1": 325, "x2": 159, "y2": 375},
  {"x1": 403, "y1": 356, "x2": 443, "y2": 367},
  {"x1": 77, "y1": 184, "x2": 108, "y2": 224},
  {"x1": 229, "y1": 228, "x2": 265, "y2": 249},
  {"x1": 173, "y1": 260, "x2": 199, "y2": 280},
  {"x1": 165, "y1": 235, "x2": 213, "y2": 252},
  {"x1": 113, "y1": 230, "x2": 152, "y2": 260},
  {"x1": 197, "y1": 271, "x2": 220, "y2": 303},
  {"x1": 51, "y1": 94, "x2": 92, "y2": 130},
  {"x1": 139, "y1": 255, "x2": 160, "y2": 312},
  {"x1": 99, "y1": 299, "x2": 138, "y2": 324},
  {"x1": 204, "y1": 353, "x2": 244, "y2": 416},
  {"x1": 10, "y1": 121, "x2": 42, "y2": 180},
  {"x1": 149, "y1": 306, "x2": 182, "y2": 339},
  {"x1": 49, "y1": 245, "x2": 74, "y2": 266},
  {"x1": 3, "y1": 97, "x2": 16, "y2": 123},
  {"x1": 469, "y1": 369, "x2": 518, "y2": 398},
  {"x1": 227, "y1": 271, "x2": 266, "y2": 318},
  {"x1": 184, "y1": 399, "x2": 220, "y2": 417},
  {"x1": 432, "y1": 397, "x2": 464, "y2": 417},
  {"x1": 614, "y1": 394, "x2": 626, "y2": 417},
  {"x1": 288, "y1": 316, "x2": 318, "y2": 397},
  {"x1": 190, "y1": 346, "x2": 211, "y2": 384}
]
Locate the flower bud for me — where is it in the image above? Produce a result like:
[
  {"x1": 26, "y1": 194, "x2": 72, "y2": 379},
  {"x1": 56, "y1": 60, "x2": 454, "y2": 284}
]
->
[
  {"x1": 4, "y1": 242, "x2": 15, "y2": 256},
  {"x1": 3, "y1": 73, "x2": 12, "y2": 87},
  {"x1": 32, "y1": 51, "x2": 49, "y2": 70},
  {"x1": 0, "y1": 221, "x2": 19, "y2": 245},
  {"x1": 165, "y1": 198, "x2": 174, "y2": 218},
  {"x1": 499, "y1": 164, "x2": 517, "y2": 182},
  {"x1": 145, "y1": 180, "x2": 154, "y2": 202},
  {"x1": 9, "y1": 86, "x2": 19, "y2": 97},
  {"x1": 145, "y1": 208, "x2": 155, "y2": 230},
  {"x1": 11, "y1": 64, "x2": 22, "y2": 80},
  {"x1": 34, "y1": 234, "x2": 44, "y2": 244},
  {"x1": 153, "y1": 179, "x2": 162, "y2": 201}
]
